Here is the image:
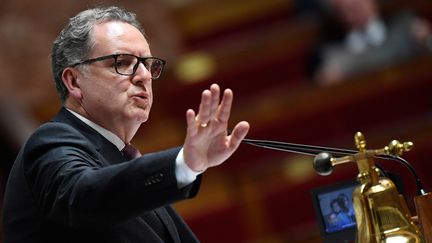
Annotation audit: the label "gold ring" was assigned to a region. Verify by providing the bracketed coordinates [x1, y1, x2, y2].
[195, 116, 207, 128]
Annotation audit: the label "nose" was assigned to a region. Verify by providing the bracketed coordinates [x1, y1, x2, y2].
[132, 62, 152, 83]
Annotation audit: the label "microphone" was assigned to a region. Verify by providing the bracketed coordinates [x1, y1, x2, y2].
[240, 134, 432, 241]
[241, 137, 426, 195]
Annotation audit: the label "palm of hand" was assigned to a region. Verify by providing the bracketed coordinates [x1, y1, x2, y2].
[183, 84, 249, 172]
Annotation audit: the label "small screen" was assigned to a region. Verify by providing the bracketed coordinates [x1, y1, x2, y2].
[311, 180, 358, 242]
[317, 184, 357, 233]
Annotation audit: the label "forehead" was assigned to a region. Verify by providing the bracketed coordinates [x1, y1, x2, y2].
[90, 21, 150, 56]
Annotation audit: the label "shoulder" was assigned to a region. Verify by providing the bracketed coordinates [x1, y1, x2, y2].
[27, 121, 90, 149]
[384, 11, 419, 30]
[21, 121, 98, 163]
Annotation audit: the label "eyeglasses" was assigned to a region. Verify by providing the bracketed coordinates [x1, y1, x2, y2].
[71, 54, 166, 79]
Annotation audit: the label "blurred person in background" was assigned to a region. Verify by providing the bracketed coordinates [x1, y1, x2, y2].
[2, 6, 249, 243]
[308, 0, 431, 85]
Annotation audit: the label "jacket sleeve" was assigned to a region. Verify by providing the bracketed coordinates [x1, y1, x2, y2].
[22, 122, 200, 228]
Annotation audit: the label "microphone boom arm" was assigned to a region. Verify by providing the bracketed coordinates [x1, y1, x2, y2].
[241, 137, 425, 195]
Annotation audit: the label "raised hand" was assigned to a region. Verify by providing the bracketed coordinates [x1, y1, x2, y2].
[183, 84, 250, 172]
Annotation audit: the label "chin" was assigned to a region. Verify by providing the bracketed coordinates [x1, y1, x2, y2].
[133, 111, 150, 123]
[126, 105, 151, 123]
[140, 116, 149, 123]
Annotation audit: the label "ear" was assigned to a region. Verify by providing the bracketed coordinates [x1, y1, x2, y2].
[62, 67, 83, 100]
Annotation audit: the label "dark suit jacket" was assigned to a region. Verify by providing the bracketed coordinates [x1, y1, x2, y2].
[2, 108, 201, 243]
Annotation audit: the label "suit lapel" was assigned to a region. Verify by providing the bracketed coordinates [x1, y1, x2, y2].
[52, 108, 126, 165]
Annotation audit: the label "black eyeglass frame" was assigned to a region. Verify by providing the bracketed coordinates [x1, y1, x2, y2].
[71, 54, 166, 79]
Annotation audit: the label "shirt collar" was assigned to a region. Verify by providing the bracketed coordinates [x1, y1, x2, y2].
[66, 108, 125, 151]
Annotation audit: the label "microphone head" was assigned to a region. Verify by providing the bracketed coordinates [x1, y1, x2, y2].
[313, 152, 334, 176]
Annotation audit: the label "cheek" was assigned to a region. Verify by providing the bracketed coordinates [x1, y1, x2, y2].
[149, 91, 154, 105]
[108, 80, 130, 101]
[86, 86, 126, 113]
[118, 80, 131, 90]
[148, 82, 154, 101]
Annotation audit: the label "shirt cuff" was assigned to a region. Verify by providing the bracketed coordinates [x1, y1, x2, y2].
[175, 148, 203, 188]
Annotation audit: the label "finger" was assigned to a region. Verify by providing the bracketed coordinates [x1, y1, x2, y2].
[228, 121, 250, 149]
[216, 89, 233, 124]
[209, 84, 220, 120]
[197, 89, 211, 125]
[186, 109, 198, 136]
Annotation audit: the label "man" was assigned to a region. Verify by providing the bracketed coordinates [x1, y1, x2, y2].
[2, 6, 250, 243]
[310, 0, 431, 85]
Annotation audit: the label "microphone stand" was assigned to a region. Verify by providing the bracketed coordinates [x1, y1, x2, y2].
[241, 136, 432, 240]
[241, 137, 426, 195]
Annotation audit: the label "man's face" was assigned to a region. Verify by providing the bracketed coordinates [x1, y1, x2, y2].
[76, 21, 153, 133]
[331, 201, 341, 213]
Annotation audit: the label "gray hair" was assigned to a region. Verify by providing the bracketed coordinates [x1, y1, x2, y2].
[51, 6, 145, 103]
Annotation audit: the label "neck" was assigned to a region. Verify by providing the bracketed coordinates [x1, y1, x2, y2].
[64, 98, 139, 143]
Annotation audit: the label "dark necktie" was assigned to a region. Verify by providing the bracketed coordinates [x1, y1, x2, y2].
[121, 143, 173, 242]
[122, 143, 142, 160]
